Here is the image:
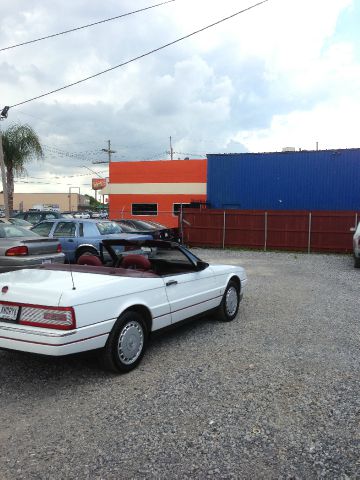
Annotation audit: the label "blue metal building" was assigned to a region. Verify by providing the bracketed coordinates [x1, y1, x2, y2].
[206, 149, 360, 210]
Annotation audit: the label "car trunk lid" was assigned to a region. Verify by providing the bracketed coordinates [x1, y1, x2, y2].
[20, 238, 60, 255]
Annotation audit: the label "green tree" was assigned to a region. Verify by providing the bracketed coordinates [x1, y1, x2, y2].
[1, 123, 43, 214]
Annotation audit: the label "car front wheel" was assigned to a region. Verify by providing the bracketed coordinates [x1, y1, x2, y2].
[217, 280, 240, 322]
[354, 256, 360, 268]
[100, 311, 148, 373]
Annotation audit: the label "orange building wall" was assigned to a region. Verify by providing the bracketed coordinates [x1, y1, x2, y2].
[110, 159, 206, 183]
[108, 159, 207, 227]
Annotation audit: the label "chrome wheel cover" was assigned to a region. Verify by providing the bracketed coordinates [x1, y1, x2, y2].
[225, 286, 238, 317]
[117, 321, 144, 365]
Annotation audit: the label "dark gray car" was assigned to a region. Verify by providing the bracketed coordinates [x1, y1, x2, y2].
[0, 223, 64, 273]
[13, 211, 68, 225]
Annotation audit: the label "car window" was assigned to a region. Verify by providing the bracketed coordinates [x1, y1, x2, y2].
[82, 222, 99, 236]
[26, 212, 43, 224]
[96, 222, 122, 235]
[0, 224, 38, 238]
[79, 223, 84, 237]
[31, 222, 54, 237]
[44, 213, 57, 220]
[53, 222, 76, 237]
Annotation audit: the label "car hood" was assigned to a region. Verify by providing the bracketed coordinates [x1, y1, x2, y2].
[0, 267, 163, 307]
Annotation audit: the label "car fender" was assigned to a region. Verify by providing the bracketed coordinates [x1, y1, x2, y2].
[113, 298, 154, 329]
[76, 242, 100, 254]
[210, 265, 247, 296]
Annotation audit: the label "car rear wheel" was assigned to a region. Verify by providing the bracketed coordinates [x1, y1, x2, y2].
[99, 311, 148, 373]
[217, 280, 240, 322]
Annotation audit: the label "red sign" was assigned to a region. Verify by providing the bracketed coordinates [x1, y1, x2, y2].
[92, 178, 106, 190]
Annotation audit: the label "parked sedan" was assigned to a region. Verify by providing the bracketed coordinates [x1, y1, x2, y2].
[0, 217, 33, 229]
[31, 219, 151, 263]
[115, 219, 180, 242]
[0, 239, 247, 372]
[13, 211, 67, 225]
[73, 212, 91, 219]
[0, 223, 64, 273]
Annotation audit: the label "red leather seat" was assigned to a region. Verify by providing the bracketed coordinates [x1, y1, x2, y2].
[77, 255, 103, 266]
[121, 254, 151, 271]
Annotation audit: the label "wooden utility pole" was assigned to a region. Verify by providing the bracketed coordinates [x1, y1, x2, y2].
[170, 136, 173, 160]
[102, 140, 115, 163]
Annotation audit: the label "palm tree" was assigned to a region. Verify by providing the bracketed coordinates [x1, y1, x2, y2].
[1, 123, 43, 214]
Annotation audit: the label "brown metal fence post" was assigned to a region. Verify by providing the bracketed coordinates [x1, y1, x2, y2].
[308, 212, 312, 254]
[222, 210, 226, 249]
[264, 211, 268, 251]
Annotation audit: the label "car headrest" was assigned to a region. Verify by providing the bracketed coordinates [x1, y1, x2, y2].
[121, 254, 151, 270]
[77, 254, 103, 266]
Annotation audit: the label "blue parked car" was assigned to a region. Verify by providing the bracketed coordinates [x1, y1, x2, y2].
[31, 219, 151, 263]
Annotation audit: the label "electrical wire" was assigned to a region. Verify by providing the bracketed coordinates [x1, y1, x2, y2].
[8, 0, 269, 109]
[0, 0, 175, 52]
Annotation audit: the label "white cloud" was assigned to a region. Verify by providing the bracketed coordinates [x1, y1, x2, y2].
[0, 0, 357, 196]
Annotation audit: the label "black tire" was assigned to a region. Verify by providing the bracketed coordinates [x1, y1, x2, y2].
[217, 280, 240, 322]
[354, 257, 360, 268]
[75, 248, 98, 262]
[99, 311, 148, 373]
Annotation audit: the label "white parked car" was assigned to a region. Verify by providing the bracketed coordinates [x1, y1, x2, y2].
[353, 222, 360, 268]
[0, 240, 247, 373]
[73, 212, 91, 219]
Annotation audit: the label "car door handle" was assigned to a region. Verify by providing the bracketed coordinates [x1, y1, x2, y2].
[166, 280, 178, 287]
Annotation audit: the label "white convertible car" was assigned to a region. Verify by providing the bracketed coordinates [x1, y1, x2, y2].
[0, 240, 247, 373]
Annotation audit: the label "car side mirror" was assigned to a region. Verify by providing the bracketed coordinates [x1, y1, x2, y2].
[196, 260, 209, 271]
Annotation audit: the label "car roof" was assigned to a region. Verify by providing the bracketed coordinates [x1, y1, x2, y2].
[35, 218, 114, 223]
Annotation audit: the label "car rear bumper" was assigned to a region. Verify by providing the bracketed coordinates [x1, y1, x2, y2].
[0, 319, 114, 356]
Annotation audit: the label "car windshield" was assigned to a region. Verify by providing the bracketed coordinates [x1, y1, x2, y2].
[96, 221, 122, 235]
[129, 220, 157, 230]
[8, 218, 32, 227]
[0, 224, 39, 238]
[143, 221, 166, 229]
[114, 222, 138, 233]
[102, 241, 203, 275]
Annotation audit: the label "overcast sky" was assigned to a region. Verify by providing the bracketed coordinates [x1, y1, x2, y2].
[0, 0, 358, 195]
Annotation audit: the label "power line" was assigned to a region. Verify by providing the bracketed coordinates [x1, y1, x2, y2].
[18, 169, 108, 180]
[0, 0, 176, 52]
[8, 0, 269, 109]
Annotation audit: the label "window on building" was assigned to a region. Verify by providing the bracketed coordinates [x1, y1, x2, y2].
[131, 204, 158, 216]
[173, 203, 191, 216]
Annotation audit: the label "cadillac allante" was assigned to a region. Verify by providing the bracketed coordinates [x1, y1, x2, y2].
[0, 240, 247, 373]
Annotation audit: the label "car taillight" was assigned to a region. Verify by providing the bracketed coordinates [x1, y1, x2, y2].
[5, 246, 28, 256]
[56, 243, 62, 253]
[19, 305, 76, 330]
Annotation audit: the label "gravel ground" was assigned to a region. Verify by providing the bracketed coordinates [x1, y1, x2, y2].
[0, 250, 359, 479]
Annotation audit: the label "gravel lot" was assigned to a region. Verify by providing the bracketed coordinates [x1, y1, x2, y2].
[0, 250, 359, 479]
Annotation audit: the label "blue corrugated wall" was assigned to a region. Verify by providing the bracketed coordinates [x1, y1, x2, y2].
[207, 149, 360, 210]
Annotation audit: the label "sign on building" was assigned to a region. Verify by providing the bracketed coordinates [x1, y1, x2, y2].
[92, 178, 107, 190]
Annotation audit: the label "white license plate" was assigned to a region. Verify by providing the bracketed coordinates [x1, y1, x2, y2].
[0, 305, 19, 321]
[41, 259, 52, 264]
